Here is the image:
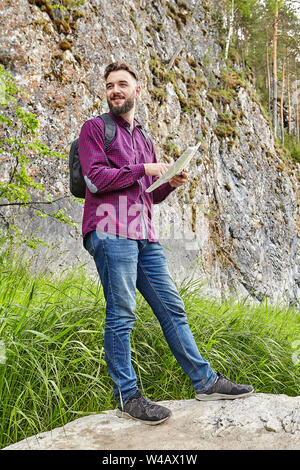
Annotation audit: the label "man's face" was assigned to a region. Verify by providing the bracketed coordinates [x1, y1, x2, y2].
[106, 69, 140, 116]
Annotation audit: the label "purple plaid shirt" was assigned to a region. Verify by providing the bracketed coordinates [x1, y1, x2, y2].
[78, 111, 175, 243]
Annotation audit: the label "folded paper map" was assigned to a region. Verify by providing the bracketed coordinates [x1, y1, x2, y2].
[146, 142, 201, 193]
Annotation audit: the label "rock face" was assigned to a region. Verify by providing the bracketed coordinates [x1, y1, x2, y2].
[1, 0, 299, 304]
[3, 394, 300, 450]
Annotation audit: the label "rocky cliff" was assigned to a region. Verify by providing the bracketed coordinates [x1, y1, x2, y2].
[1, 0, 299, 305]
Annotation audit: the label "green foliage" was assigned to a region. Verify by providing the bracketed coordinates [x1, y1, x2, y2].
[217, 0, 300, 161]
[265, 0, 285, 15]
[233, 0, 260, 18]
[30, 0, 85, 11]
[0, 249, 298, 448]
[0, 65, 75, 248]
[48, 0, 85, 9]
[281, 132, 300, 162]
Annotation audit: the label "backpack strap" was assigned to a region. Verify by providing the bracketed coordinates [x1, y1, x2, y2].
[98, 113, 152, 152]
[95, 112, 116, 148]
[137, 126, 152, 153]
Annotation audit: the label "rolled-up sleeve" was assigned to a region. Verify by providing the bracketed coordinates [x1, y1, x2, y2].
[78, 119, 145, 195]
[152, 181, 176, 203]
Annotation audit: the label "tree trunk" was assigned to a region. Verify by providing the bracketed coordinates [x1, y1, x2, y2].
[295, 60, 299, 144]
[280, 55, 286, 143]
[225, 0, 234, 60]
[266, 25, 271, 114]
[272, 0, 279, 135]
[287, 57, 292, 136]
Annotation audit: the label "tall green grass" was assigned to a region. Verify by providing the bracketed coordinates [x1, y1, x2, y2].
[0, 248, 299, 448]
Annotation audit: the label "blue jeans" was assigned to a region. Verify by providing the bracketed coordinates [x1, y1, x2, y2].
[85, 231, 217, 406]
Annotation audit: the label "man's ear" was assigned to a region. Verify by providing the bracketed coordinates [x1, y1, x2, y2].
[135, 85, 142, 99]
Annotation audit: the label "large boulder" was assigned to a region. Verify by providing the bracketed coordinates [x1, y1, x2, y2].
[3, 393, 300, 450]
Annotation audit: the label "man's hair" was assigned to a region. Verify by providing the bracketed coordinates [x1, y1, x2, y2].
[104, 62, 138, 82]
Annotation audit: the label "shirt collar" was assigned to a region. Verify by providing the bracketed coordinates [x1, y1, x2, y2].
[108, 110, 142, 130]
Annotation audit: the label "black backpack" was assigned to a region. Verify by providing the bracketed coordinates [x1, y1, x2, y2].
[69, 113, 151, 198]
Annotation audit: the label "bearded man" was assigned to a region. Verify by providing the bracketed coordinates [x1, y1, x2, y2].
[78, 62, 253, 425]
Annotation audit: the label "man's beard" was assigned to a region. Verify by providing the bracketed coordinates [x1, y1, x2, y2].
[107, 91, 135, 116]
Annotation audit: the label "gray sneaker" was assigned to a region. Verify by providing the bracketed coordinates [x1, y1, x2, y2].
[196, 372, 254, 401]
[116, 390, 171, 425]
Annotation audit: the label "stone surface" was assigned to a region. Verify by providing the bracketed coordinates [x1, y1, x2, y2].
[0, 0, 299, 304]
[3, 394, 300, 450]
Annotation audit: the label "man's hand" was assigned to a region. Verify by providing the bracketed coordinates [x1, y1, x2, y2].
[144, 163, 171, 177]
[169, 169, 188, 188]
[144, 163, 189, 188]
